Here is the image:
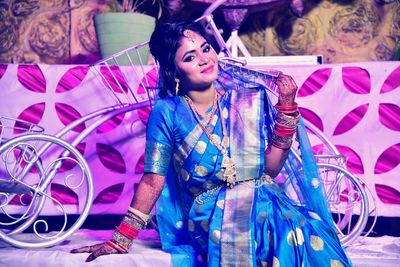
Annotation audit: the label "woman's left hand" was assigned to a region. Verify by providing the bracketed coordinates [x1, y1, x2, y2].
[275, 74, 298, 106]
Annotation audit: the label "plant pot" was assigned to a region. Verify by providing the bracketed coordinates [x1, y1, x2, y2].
[94, 13, 155, 65]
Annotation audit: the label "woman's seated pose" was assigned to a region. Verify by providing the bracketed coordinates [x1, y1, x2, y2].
[72, 21, 352, 267]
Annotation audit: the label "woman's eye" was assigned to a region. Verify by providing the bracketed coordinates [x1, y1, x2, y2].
[203, 45, 211, 52]
[183, 55, 195, 62]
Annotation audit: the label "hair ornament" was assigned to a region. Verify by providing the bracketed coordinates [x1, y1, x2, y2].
[183, 29, 196, 43]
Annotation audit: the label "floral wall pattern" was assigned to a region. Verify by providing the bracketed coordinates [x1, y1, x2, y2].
[0, 0, 399, 64]
[0, 0, 114, 64]
[241, 0, 400, 62]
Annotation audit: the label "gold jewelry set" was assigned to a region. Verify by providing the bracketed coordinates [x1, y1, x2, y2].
[183, 94, 237, 188]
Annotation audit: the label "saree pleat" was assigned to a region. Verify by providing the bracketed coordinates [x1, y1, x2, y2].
[221, 181, 255, 266]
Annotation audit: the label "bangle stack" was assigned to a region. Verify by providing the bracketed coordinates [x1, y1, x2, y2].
[271, 103, 300, 149]
[107, 208, 150, 254]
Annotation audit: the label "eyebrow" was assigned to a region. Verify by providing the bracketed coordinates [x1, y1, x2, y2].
[181, 41, 209, 60]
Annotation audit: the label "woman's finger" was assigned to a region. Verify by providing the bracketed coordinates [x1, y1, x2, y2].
[70, 245, 93, 253]
[70, 243, 104, 253]
[85, 243, 119, 262]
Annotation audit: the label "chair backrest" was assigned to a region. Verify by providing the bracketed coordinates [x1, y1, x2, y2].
[0, 116, 44, 144]
[90, 41, 159, 108]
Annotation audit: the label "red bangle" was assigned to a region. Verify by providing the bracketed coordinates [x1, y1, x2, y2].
[106, 240, 127, 254]
[275, 102, 298, 113]
[275, 124, 297, 132]
[273, 130, 295, 138]
[117, 222, 140, 240]
[273, 126, 296, 138]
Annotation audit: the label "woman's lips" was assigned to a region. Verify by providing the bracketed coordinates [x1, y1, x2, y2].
[201, 65, 214, 73]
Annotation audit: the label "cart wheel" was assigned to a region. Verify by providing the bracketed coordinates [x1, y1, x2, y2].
[284, 163, 369, 247]
[0, 134, 94, 248]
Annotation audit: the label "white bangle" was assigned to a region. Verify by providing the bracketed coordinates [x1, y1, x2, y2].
[128, 207, 150, 223]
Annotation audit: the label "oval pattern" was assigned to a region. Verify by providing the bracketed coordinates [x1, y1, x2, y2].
[378, 103, 400, 131]
[9, 194, 33, 206]
[137, 106, 152, 125]
[93, 183, 124, 204]
[374, 143, 400, 174]
[135, 153, 145, 174]
[14, 153, 41, 174]
[137, 67, 158, 95]
[299, 107, 324, 132]
[342, 67, 371, 94]
[100, 66, 129, 94]
[333, 104, 369, 136]
[17, 65, 46, 93]
[336, 145, 364, 174]
[339, 189, 361, 203]
[0, 64, 7, 79]
[55, 66, 89, 93]
[380, 65, 400, 94]
[96, 113, 125, 134]
[297, 68, 332, 97]
[55, 102, 86, 132]
[375, 184, 400, 205]
[58, 143, 86, 173]
[96, 143, 126, 173]
[51, 183, 79, 205]
[14, 102, 45, 134]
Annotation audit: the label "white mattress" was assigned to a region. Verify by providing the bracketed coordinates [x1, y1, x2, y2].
[0, 229, 399, 267]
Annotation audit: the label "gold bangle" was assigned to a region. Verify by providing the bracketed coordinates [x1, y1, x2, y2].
[123, 215, 145, 230]
[112, 231, 133, 250]
[277, 111, 300, 121]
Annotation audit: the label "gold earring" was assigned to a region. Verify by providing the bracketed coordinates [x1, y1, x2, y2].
[174, 78, 180, 95]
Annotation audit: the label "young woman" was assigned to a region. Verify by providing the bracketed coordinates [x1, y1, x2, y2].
[72, 21, 352, 267]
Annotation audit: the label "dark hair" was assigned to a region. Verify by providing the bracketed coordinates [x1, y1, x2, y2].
[149, 21, 209, 98]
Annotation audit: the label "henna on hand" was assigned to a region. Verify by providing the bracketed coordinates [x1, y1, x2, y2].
[70, 242, 104, 253]
[276, 74, 298, 106]
[85, 242, 119, 262]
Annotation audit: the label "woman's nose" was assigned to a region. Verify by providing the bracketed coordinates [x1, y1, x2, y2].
[198, 53, 209, 65]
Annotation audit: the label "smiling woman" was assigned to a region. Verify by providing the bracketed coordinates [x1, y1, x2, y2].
[71, 21, 353, 267]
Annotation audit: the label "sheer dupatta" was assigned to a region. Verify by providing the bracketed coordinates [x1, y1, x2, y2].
[216, 64, 334, 227]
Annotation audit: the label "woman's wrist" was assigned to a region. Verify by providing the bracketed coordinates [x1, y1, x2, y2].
[109, 208, 150, 253]
[271, 103, 300, 149]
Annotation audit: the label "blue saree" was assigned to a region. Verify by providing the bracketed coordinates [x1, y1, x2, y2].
[144, 66, 352, 266]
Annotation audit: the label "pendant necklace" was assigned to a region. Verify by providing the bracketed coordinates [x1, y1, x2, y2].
[183, 94, 237, 188]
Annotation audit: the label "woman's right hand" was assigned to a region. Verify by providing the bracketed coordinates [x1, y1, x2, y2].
[70, 241, 121, 262]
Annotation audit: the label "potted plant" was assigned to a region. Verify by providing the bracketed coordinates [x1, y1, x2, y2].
[94, 0, 165, 64]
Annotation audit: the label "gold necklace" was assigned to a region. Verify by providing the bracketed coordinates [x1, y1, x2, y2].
[183, 95, 237, 188]
[183, 94, 218, 132]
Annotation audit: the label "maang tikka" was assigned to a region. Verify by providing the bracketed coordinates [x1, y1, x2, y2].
[183, 29, 195, 43]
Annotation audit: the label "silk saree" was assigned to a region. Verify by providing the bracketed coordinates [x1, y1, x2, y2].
[143, 67, 352, 267]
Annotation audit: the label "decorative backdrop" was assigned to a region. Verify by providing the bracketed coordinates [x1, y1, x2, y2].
[0, 62, 399, 217]
[0, 0, 399, 64]
[240, 0, 400, 62]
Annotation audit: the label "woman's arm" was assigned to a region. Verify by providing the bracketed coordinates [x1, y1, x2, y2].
[71, 173, 165, 262]
[264, 73, 299, 177]
[129, 173, 166, 214]
[264, 145, 291, 177]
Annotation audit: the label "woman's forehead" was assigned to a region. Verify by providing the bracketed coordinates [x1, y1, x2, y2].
[177, 31, 206, 51]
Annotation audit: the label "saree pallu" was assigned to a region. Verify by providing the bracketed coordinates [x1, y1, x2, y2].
[144, 72, 352, 266]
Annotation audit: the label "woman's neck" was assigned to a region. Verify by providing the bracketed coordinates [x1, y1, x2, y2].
[186, 85, 216, 114]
